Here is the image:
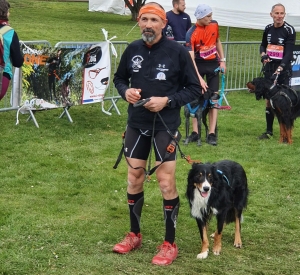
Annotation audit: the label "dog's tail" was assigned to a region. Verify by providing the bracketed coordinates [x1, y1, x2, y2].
[225, 208, 236, 224]
[225, 208, 245, 224]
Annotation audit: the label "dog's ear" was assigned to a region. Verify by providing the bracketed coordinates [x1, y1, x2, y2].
[202, 89, 216, 100]
[210, 92, 220, 101]
[187, 164, 198, 190]
[188, 163, 198, 177]
[192, 161, 203, 168]
[189, 99, 199, 105]
[246, 82, 255, 91]
[202, 91, 210, 100]
[248, 77, 268, 100]
[210, 164, 220, 183]
[188, 162, 202, 180]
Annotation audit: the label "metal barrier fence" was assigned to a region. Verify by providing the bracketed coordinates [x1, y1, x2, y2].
[1, 40, 298, 113]
[177, 40, 262, 92]
[54, 41, 263, 99]
[0, 40, 52, 112]
[223, 41, 261, 91]
[53, 41, 263, 113]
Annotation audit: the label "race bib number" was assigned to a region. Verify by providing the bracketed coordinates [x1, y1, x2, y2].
[200, 46, 217, 59]
[267, 44, 284, 60]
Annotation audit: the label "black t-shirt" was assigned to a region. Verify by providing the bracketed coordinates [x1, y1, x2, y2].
[260, 21, 296, 69]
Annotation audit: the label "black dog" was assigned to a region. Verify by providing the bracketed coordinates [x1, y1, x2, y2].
[186, 160, 248, 259]
[183, 89, 218, 146]
[247, 77, 300, 144]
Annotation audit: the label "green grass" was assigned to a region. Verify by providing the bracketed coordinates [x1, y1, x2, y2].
[1, 93, 300, 275]
[9, 0, 266, 45]
[1, 1, 300, 274]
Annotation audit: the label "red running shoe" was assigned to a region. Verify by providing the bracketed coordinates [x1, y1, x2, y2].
[112, 232, 142, 254]
[151, 241, 178, 265]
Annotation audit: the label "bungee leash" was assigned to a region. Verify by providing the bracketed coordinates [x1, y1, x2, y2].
[113, 98, 201, 180]
[133, 98, 201, 165]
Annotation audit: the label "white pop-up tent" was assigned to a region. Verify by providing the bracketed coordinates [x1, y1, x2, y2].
[89, 0, 131, 15]
[89, 0, 300, 31]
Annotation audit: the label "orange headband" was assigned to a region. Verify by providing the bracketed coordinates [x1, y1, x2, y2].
[138, 4, 166, 21]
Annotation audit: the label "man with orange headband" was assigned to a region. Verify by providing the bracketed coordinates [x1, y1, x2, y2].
[113, 2, 201, 266]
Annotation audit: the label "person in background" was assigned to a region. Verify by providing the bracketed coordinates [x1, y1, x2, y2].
[164, 0, 191, 41]
[0, 0, 23, 100]
[112, 2, 201, 266]
[185, 4, 226, 146]
[258, 3, 296, 140]
[46, 49, 61, 102]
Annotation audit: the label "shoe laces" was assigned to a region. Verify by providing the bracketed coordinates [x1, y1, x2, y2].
[156, 241, 173, 257]
[120, 233, 137, 246]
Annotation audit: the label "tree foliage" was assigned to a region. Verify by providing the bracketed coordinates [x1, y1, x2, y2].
[124, 0, 146, 21]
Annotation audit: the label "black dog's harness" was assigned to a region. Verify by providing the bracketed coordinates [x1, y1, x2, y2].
[113, 98, 199, 180]
[269, 83, 299, 109]
[216, 169, 230, 186]
[186, 100, 208, 117]
[186, 103, 201, 117]
[262, 68, 300, 109]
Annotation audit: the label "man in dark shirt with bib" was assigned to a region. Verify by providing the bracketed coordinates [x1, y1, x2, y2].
[258, 3, 296, 140]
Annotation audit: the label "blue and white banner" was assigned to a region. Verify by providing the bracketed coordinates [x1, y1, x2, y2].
[291, 45, 300, 91]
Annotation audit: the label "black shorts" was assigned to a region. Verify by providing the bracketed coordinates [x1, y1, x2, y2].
[196, 60, 220, 91]
[124, 126, 178, 162]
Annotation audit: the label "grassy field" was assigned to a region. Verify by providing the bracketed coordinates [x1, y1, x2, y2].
[10, 0, 266, 45]
[1, 1, 300, 274]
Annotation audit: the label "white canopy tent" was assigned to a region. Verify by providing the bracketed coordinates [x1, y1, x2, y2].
[89, 0, 131, 15]
[89, 0, 300, 31]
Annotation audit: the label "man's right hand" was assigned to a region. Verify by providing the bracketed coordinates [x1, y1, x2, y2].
[261, 54, 270, 64]
[125, 88, 141, 104]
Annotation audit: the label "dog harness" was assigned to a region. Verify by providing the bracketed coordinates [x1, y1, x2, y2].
[186, 101, 209, 117]
[217, 169, 230, 186]
[186, 103, 200, 117]
[270, 85, 299, 109]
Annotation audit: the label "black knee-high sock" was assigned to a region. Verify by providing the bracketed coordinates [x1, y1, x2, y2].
[266, 107, 274, 133]
[128, 192, 144, 235]
[163, 197, 180, 244]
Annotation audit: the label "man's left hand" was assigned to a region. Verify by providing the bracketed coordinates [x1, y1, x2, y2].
[275, 66, 283, 75]
[143, 97, 168, 112]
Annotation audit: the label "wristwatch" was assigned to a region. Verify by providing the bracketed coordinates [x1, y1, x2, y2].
[277, 68, 282, 72]
[167, 97, 175, 108]
[220, 58, 226, 62]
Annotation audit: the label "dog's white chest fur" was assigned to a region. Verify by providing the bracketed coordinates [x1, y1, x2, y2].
[190, 189, 209, 219]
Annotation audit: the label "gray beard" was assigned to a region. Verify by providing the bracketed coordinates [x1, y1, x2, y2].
[142, 31, 156, 43]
